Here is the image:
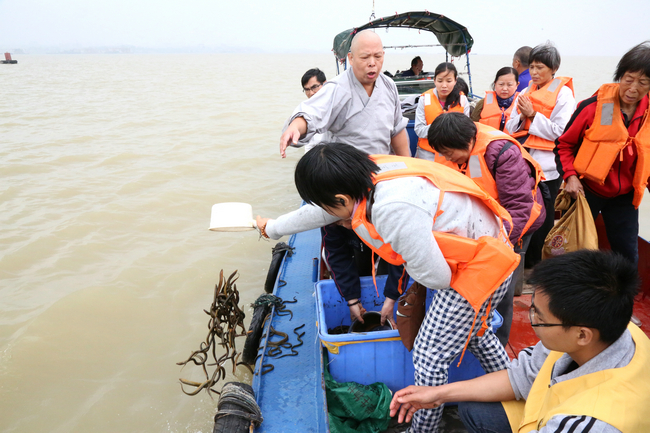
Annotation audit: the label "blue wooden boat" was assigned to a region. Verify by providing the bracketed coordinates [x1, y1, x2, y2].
[251, 228, 329, 432]
[248, 11, 650, 433]
[249, 12, 483, 432]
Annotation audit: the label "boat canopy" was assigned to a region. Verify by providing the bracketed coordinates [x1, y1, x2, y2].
[332, 11, 474, 61]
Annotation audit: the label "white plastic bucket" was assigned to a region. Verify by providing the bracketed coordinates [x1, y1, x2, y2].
[209, 202, 257, 232]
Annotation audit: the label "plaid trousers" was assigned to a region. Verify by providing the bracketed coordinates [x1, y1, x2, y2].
[410, 273, 512, 433]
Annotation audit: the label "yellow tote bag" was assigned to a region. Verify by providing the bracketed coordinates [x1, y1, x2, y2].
[542, 190, 598, 259]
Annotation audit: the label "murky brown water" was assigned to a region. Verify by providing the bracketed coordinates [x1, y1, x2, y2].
[1, 52, 648, 432]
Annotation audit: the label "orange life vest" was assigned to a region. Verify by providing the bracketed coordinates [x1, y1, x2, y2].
[418, 89, 465, 154]
[350, 155, 520, 363]
[512, 77, 574, 150]
[432, 150, 460, 169]
[453, 123, 545, 241]
[572, 83, 650, 208]
[479, 90, 518, 134]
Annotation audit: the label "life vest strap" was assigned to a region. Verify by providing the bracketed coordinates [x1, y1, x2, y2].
[434, 191, 445, 223]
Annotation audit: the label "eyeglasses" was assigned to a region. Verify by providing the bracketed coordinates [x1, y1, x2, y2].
[528, 303, 565, 328]
[528, 293, 590, 328]
[303, 83, 322, 93]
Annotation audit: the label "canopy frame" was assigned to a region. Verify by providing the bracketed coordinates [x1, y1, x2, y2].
[333, 11, 476, 95]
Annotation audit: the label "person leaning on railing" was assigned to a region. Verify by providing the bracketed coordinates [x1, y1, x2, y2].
[397, 56, 424, 77]
[555, 41, 650, 266]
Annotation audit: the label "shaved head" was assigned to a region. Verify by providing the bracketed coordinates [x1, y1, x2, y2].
[348, 30, 385, 94]
[350, 30, 383, 55]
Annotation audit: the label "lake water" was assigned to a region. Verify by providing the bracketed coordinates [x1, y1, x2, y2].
[1, 52, 649, 432]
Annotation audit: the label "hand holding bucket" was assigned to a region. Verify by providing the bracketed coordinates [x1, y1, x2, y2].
[209, 203, 259, 232]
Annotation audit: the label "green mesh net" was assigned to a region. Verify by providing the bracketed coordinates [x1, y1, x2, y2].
[324, 356, 392, 433]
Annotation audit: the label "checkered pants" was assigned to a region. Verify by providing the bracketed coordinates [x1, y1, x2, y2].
[410, 273, 512, 433]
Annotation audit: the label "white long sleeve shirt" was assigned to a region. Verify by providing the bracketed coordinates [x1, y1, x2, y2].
[265, 177, 502, 290]
[414, 88, 470, 139]
[506, 85, 575, 181]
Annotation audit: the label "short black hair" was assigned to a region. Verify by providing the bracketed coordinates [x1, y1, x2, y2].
[513, 46, 532, 67]
[528, 250, 639, 344]
[427, 112, 477, 152]
[529, 42, 561, 72]
[301, 68, 326, 87]
[294, 143, 378, 208]
[411, 56, 422, 67]
[614, 41, 650, 82]
[491, 67, 519, 90]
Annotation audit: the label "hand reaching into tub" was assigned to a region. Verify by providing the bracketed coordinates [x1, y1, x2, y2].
[348, 299, 367, 324]
[381, 298, 397, 328]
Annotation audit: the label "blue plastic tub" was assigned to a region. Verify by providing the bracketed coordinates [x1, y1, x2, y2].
[316, 275, 503, 393]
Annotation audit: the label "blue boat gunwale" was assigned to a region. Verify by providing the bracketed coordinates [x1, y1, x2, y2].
[251, 228, 330, 433]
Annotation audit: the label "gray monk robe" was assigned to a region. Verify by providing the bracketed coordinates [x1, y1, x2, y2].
[286, 67, 408, 155]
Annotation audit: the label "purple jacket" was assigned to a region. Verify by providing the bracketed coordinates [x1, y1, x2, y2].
[484, 139, 545, 244]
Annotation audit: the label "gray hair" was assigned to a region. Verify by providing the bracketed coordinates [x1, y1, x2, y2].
[529, 42, 561, 72]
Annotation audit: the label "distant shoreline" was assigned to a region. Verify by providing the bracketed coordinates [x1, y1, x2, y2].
[1, 47, 621, 57]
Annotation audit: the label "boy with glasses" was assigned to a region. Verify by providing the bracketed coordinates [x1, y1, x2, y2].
[390, 249, 650, 433]
[301, 68, 326, 98]
[297, 68, 326, 153]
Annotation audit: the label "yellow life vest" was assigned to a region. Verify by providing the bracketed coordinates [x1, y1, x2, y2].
[479, 90, 518, 134]
[573, 83, 650, 208]
[512, 77, 574, 150]
[417, 88, 465, 154]
[504, 323, 650, 433]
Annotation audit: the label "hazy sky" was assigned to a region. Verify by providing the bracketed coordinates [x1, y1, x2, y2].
[1, 0, 648, 56]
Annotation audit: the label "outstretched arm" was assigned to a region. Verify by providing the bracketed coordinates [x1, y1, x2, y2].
[389, 369, 515, 423]
[260, 205, 340, 240]
[279, 117, 308, 158]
